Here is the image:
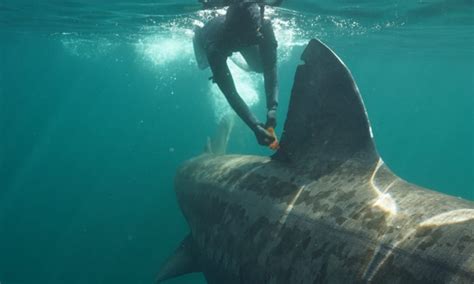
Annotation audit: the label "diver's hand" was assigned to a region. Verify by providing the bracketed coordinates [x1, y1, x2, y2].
[265, 109, 277, 129]
[253, 124, 275, 146]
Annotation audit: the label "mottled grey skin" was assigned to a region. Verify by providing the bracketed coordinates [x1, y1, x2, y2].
[159, 39, 474, 283]
[176, 155, 473, 283]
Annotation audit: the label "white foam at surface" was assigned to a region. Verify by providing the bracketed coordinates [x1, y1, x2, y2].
[134, 22, 266, 122]
[61, 7, 305, 123]
[135, 31, 194, 66]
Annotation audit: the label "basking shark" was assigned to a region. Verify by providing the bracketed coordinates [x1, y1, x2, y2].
[156, 39, 474, 283]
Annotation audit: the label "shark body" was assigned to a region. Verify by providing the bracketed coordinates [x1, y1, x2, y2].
[157, 39, 474, 283]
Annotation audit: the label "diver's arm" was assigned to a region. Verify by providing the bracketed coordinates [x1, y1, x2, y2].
[260, 19, 279, 127]
[207, 49, 275, 145]
[207, 50, 260, 131]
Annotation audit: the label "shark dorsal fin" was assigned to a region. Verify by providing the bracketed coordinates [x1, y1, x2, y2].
[155, 234, 200, 283]
[274, 39, 378, 171]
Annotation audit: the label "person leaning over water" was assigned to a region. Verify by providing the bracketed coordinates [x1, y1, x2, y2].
[193, 1, 279, 147]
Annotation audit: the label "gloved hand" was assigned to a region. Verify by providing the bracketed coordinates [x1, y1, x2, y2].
[253, 124, 275, 146]
[265, 109, 277, 129]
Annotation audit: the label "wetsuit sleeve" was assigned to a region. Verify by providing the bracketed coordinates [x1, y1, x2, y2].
[259, 19, 278, 112]
[207, 45, 261, 132]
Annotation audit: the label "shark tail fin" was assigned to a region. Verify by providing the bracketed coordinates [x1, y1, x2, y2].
[155, 234, 200, 283]
[205, 114, 235, 155]
[274, 39, 378, 169]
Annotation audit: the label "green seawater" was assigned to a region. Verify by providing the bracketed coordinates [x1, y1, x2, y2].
[0, 1, 472, 283]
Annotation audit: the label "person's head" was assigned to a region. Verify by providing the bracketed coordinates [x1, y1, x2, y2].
[225, 2, 264, 44]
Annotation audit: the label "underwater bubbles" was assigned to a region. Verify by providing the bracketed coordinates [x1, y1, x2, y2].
[134, 15, 265, 123]
[135, 34, 194, 67]
[61, 35, 116, 59]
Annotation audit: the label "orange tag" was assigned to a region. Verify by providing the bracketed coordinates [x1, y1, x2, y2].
[267, 127, 280, 150]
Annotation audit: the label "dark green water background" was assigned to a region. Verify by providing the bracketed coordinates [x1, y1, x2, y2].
[0, 1, 473, 283]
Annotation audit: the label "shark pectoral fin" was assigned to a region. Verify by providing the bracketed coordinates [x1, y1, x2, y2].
[207, 114, 235, 155]
[205, 136, 213, 154]
[155, 234, 200, 283]
[274, 38, 378, 165]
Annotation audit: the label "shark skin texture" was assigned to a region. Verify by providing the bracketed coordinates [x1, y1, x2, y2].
[157, 39, 474, 284]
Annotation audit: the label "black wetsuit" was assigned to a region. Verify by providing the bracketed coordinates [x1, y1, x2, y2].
[194, 14, 278, 141]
